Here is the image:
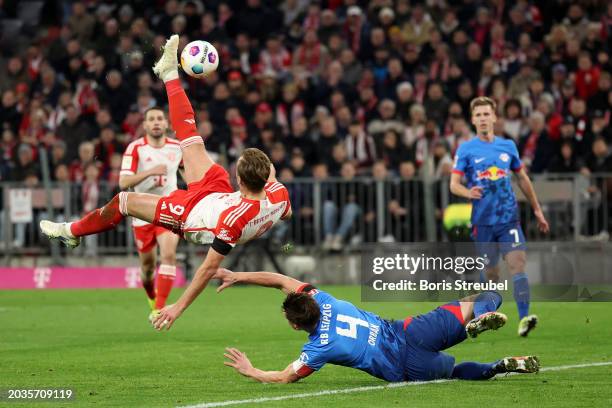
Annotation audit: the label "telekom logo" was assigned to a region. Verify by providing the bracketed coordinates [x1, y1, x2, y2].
[33, 268, 52, 289]
[124, 267, 142, 288]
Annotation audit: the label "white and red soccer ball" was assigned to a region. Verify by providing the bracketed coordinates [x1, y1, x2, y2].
[180, 40, 219, 78]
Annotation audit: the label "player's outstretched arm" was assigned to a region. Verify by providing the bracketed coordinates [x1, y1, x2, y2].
[515, 168, 549, 233]
[214, 268, 303, 294]
[224, 347, 301, 384]
[152, 248, 225, 330]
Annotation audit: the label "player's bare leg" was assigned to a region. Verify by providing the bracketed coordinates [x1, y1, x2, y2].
[138, 249, 157, 312]
[484, 264, 500, 281]
[40, 192, 161, 247]
[506, 249, 538, 336]
[153, 34, 215, 184]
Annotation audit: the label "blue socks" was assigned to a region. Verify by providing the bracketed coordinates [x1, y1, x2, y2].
[473, 291, 503, 318]
[512, 272, 530, 319]
[451, 362, 497, 380]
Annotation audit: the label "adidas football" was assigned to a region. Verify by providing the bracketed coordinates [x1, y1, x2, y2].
[180, 40, 219, 78]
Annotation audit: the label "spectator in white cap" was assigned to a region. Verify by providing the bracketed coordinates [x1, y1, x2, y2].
[396, 82, 415, 121]
[344, 5, 369, 56]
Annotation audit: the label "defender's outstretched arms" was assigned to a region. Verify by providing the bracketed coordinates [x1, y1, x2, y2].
[224, 347, 301, 384]
[217, 269, 309, 383]
[214, 268, 304, 294]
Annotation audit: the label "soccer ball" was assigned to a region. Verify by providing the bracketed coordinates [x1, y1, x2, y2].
[180, 40, 219, 78]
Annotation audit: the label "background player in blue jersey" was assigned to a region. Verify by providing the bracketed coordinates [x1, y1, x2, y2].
[450, 96, 550, 337]
[215, 269, 539, 383]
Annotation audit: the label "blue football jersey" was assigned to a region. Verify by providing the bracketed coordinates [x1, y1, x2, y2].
[453, 137, 523, 226]
[292, 287, 407, 382]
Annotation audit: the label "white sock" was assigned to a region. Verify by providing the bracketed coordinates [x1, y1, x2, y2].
[163, 70, 179, 82]
[65, 222, 76, 238]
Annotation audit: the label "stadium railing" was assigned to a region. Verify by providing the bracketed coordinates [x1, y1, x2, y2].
[1, 173, 611, 265]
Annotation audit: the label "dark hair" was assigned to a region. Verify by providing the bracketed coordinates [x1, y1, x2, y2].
[144, 106, 166, 120]
[237, 148, 271, 193]
[282, 292, 320, 331]
[470, 96, 497, 114]
[504, 99, 522, 117]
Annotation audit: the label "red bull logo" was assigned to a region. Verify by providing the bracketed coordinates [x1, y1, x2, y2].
[477, 166, 508, 181]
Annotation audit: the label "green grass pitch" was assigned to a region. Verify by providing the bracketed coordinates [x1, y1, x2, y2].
[1, 286, 611, 407]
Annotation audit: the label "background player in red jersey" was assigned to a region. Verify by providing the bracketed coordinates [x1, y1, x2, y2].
[40, 35, 292, 330]
[119, 107, 182, 321]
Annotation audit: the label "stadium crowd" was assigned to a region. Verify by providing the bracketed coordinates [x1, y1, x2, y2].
[0, 0, 611, 246]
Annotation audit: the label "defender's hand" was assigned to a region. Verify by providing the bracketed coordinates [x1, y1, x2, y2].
[224, 347, 254, 376]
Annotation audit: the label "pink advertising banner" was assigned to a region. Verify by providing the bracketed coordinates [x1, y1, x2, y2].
[0, 267, 186, 289]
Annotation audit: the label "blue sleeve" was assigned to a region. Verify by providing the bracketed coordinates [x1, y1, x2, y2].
[312, 290, 336, 305]
[509, 141, 523, 172]
[297, 342, 331, 371]
[453, 143, 468, 175]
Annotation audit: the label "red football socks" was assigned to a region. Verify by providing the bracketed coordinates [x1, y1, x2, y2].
[165, 79, 198, 141]
[154, 264, 176, 309]
[70, 192, 128, 237]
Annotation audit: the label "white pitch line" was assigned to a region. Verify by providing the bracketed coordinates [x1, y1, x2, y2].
[182, 361, 612, 408]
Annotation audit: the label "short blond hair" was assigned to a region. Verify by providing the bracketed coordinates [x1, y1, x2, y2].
[470, 96, 497, 114]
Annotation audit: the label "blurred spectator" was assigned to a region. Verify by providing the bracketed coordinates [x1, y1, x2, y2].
[105, 153, 123, 189]
[293, 29, 330, 76]
[68, 2, 96, 46]
[547, 141, 581, 173]
[0, 57, 21, 93]
[69, 141, 100, 183]
[590, 110, 611, 144]
[322, 161, 363, 251]
[422, 140, 453, 178]
[56, 104, 93, 161]
[367, 99, 404, 149]
[345, 121, 376, 173]
[519, 111, 554, 173]
[575, 51, 601, 100]
[54, 163, 70, 182]
[316, 116, 341, 170]
[96, 127, 124, 170]
[49, 140, 68, 174]
[588, 72, 611, 113]
[11, 144, 40, 182]
[423, 82, 450, 130]
[581, 137, 612, 174]
[388, 160, 425, 241]
[270, 142, 288, 173]
[401, 4, 434, 46]
[288, 116, 316, 163]
[1, 89, 22, 133]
